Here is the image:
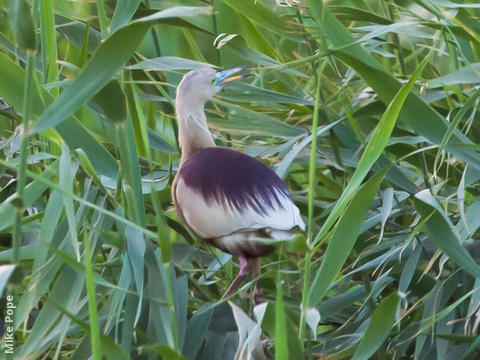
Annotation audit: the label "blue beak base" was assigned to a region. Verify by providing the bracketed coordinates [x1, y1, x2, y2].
[214, 66, 251, 87]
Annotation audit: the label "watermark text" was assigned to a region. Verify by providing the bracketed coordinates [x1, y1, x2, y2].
[3, 294, 15, 355]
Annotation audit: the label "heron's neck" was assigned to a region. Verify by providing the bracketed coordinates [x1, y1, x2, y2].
[176, 100, 215, 164]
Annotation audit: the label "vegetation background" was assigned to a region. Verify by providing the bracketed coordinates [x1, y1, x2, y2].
[1, 0, 480, 359]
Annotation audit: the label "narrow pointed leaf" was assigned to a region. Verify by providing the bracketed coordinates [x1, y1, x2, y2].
[414, 190, 480, 278]
[275, 284, 288, 360]
[306, 2, 480, 180]
[34, 6, 211, 132]
[0, 265, 16, 298]
[308, 170, 385, 307]
[0, 52, 118, 178]
[110, 0, 142, 34]
[351, 293, 400, 360]
[313, 54, 428, 245]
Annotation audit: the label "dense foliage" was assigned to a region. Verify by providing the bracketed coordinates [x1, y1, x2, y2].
[1, 0, 480, 359]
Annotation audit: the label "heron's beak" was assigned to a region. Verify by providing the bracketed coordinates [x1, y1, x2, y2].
[214, 66, 251, 87]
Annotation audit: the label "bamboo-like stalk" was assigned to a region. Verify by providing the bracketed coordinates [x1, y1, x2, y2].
[164, 264, 179, 351]
[83, 230, 102, 360]
[115, 122, 143, 225]
[40, 0, 58, 96]
[12, 50, 35, 264]
[127, 79, 179, 350]
[96, 0, 109, 39]
[298, 73, 321, 344]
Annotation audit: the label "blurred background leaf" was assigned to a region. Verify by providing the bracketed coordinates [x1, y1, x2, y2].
[1, 0, 480, 359]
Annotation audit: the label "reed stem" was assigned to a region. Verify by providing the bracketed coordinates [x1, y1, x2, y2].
[12, 50, 35, 264]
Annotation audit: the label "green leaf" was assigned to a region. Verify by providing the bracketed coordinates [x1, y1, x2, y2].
[431, 0, 480, 8]
[143, 345, 186, 360]
[115, 117, 146, 225]
[275, 120, 342, 179]
[47, 299, 130, 360]
[183, 309, 213, 360]
[17, 266, 83, 356]
[212, 101, 306, 138]
[55, 14, 102, 52]
[306, 2, 480, 181]
[83, 231, 102, 360]
[125, 226, 146, 326]
[147, 128, 176, 153]
[427, 63, 480, 87]
[221, 0, 291, 38]
[34, 6, 212, 132]
[462, 336, 480, 360]
[40, 0, 58, 90]
[14, 190, 64, 324]
[221, 82, 313, 106]
[35, 21, 149, 132]
[275, 283, 288, 360]
[399, 244, 422, 294]
[126, 80, 150, 157]
[351, 292, 400, 360]
[0, 160, 58, 232]
[127, 56, 213, 71]
[0, 52, 118, 178]
[110, 0, 142, 34]
[0, 265, 16, 298]
[312, 53, 428, 245]
[0, 245, 36, 262]
[330, 6, 392, 25]
[60, 146, 80, 260]
[9, 0, 36, 50]
[414, 190, 480, 278]
[92, 80, 127, 123]
[308, 170, 385, 307]
[41, 238, 116, 290]
[433, 89, 480, 174]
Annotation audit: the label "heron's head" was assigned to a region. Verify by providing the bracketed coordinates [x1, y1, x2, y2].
[176, 66, 249, 105]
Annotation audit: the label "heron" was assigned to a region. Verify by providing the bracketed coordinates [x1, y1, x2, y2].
[172, 67, 305, 303]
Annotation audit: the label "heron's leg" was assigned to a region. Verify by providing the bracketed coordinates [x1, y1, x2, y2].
[249, 258, 263, 305]
[222, 257, 249, 300]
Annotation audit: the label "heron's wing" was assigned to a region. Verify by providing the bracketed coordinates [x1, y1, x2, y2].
[174, 147, 305, 239]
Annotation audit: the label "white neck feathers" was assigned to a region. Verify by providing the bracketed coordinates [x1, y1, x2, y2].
[176, 98, 215, 164]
